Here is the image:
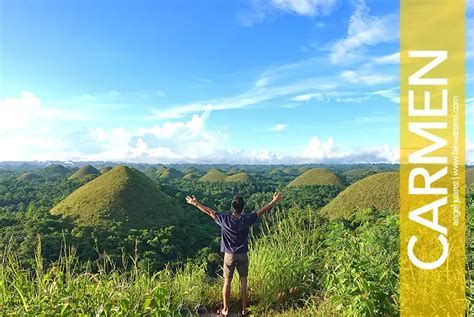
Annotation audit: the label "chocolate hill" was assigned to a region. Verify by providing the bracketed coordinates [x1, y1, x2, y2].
[288, 168, 341, 187]
[51, 166, 186, 229]
[321, 172, 399, 219]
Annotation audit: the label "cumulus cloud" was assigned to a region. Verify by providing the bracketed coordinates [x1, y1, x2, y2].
[329, 0, 398, 64]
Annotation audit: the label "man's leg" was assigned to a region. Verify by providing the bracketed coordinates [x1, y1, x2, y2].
[236, 253, 250, 314]
[240, 276, 248, 313]
[222, 253, 235, 315]
[222, 276, 232, 315]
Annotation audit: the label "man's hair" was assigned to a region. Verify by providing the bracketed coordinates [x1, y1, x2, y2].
[231, 195, 245, 214]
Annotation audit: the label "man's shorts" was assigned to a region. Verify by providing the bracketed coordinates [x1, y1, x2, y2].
[223, 252, 249, 278]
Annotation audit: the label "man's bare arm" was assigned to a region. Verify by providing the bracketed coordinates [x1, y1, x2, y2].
[186, 195, 216, 219]
[256, 192, 283, 218]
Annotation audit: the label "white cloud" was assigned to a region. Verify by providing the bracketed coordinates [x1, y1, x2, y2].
[0, 92, 400, 163]
[271, 124, 288, 131]
[371, 87, 400, 103]
[240, 0, 338, 26]
[301, 136, 399, 163]
[292, 92, 324, 102]
[329, 0, 398, 64]
[302, 136, 336, 159]
[373, 52, 400, 64]
[271, 0, 338, 16]
[340, 70, 396, 85]
[150, 78, 338, 119]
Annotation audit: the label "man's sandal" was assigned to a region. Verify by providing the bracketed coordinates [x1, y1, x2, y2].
[217, 308, 229, 316]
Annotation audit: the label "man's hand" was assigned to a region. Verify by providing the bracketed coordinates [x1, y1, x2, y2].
[186, 195, 216, 219]
[257, 192, 283, 217]
[186, 195, 198, 206]
[272, 192, 283, 204]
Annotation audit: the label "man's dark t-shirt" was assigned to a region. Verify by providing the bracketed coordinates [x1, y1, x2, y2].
[214, 212, 258, 254]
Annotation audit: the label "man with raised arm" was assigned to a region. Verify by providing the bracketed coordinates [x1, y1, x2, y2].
[185, 192, 283, 316]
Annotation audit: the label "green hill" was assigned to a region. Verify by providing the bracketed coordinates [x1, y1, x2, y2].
[157, 167, 183, 179]
[342, 168, 376, 182]
[182, 172, 198, 180]
[68, 165, 101, 181]
[51, 165, 186, 229]
[297, 166, 311, 175]
[227, 167, 241, 175]
[269, 168, 287, 177]
[44, 164, 70, 175]
[225, 172, 253, 183]
[282, 167, 299, 176]
[288, 168, 341, 187]
[200, 168, 227, 182]
[467, 168, 474, 184]
[16, 172, 43, 182]
[321, 172, 399, 219]
[143, 166, 158, 174]
[184, 167, 198, 175]
[100, 166, 113, 174]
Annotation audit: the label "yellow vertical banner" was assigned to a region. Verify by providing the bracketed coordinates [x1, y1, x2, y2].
[400, 0, 465, 315]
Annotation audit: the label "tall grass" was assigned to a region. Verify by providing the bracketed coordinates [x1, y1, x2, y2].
[0, 236, 208, 315]
[6, 205, 462, 315]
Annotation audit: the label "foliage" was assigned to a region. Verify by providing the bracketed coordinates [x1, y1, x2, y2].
[467, 168, 474, 185]
[341, 168, 377, 184]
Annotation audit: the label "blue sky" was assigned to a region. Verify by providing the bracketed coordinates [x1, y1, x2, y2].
[0, 0, 472, 163]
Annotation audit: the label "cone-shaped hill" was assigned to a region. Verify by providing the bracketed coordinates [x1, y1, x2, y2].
[200, 169, 227, 182]
[269, 168, 286, 177]
[288, 168, 341, 187]
[467, 168, 474, 185]
[282, 167, 299, 176]
[100, 166, 113, 174]
[157, 167, 183, 179]
[297, 166, 311, 175]
[225, 172, 253, 183]
[227, 167, 241, 175]
[51, 166, 187, 229]
[44, 164, 70, 175]
[68, 165, 101, 181]
[183, 172, 198, 180]
[184, 166, 198, 174]
[321, 172, 399, 219]
[17, 172, 43, 182]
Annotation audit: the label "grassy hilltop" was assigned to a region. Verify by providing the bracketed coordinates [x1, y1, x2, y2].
[199, 168, 228, 182]
[321, 172, 399, 219]
[225, 172, 253, 183]
[157, 167, 184, 179]
[68, 165, 101, 181]
[288, 168, 341, 187]
[51, 165, 186, 229]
